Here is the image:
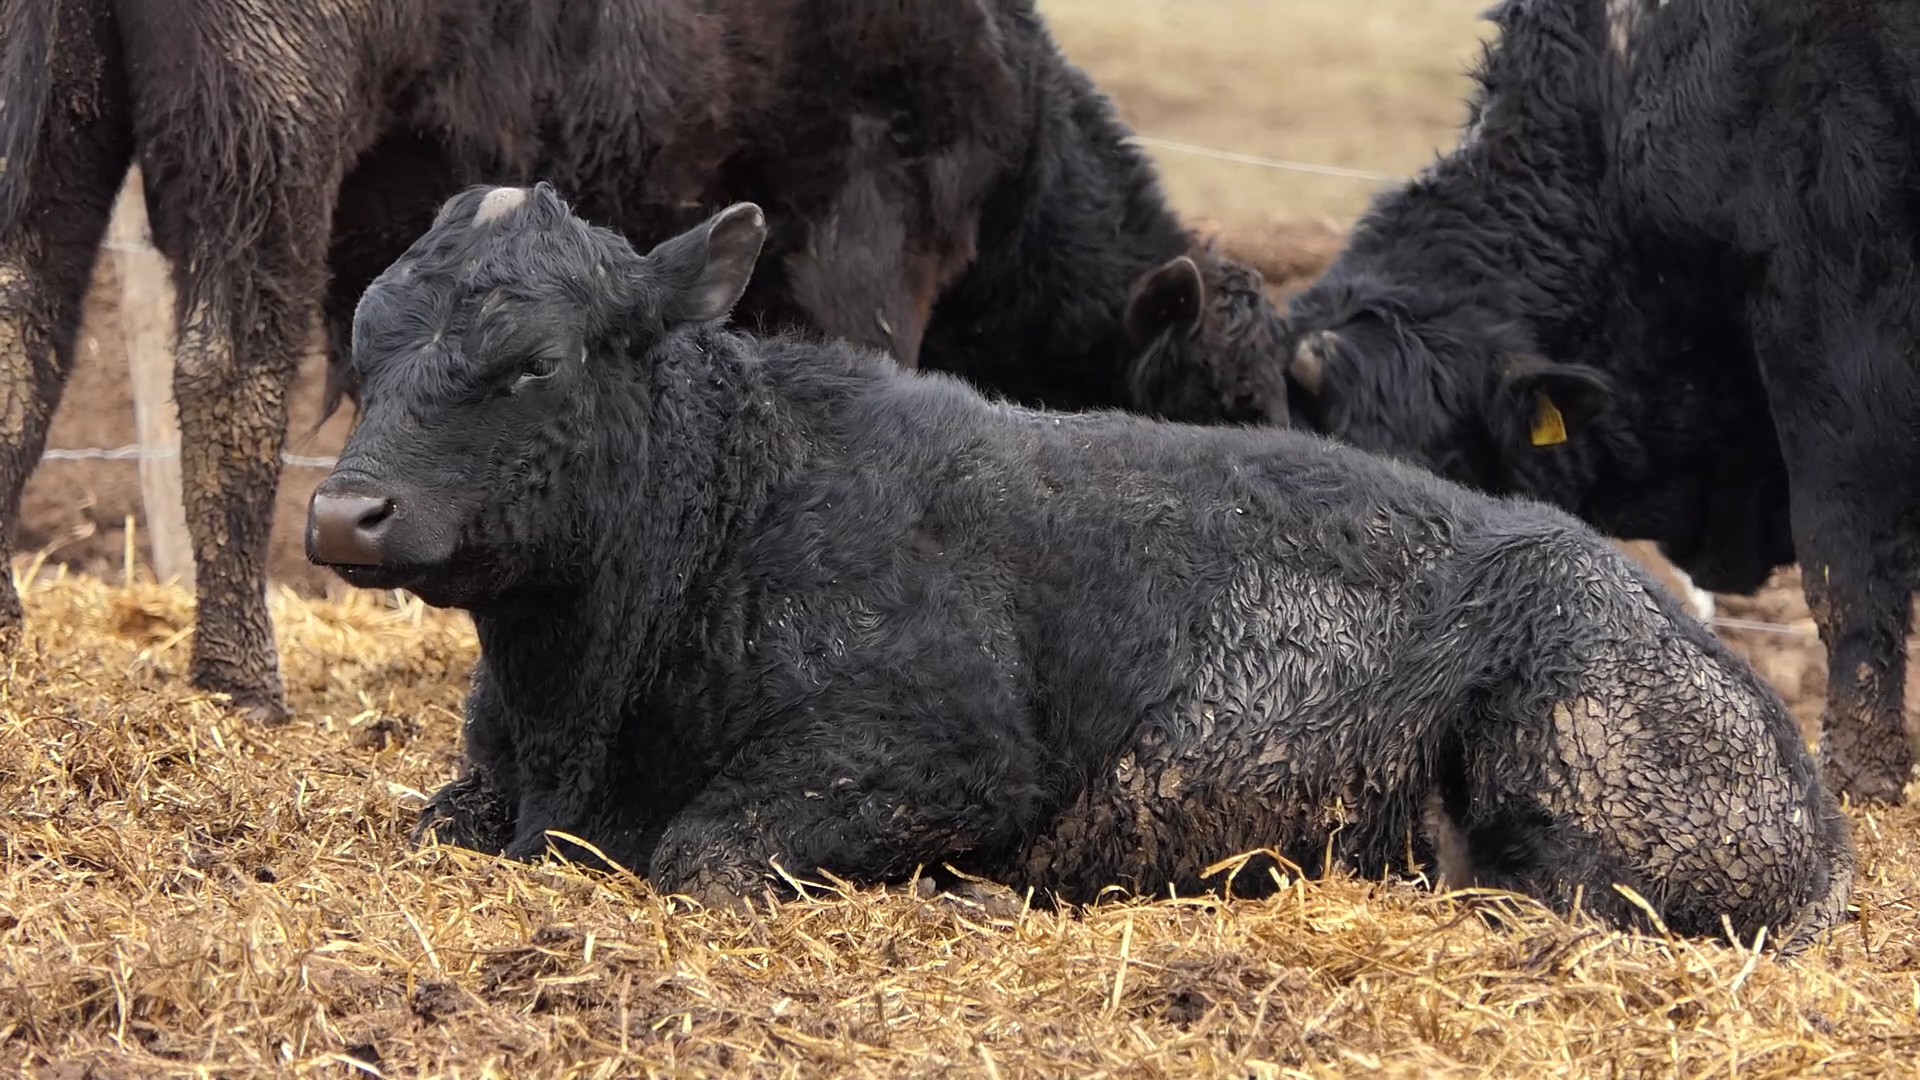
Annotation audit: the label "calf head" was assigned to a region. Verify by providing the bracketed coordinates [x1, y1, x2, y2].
[1121, 248, 1291, 425]
[1280, 272, 1614, 499]
[306, 182, 767, 608]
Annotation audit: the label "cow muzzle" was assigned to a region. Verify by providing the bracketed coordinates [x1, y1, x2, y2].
[306, 477, 399, 567]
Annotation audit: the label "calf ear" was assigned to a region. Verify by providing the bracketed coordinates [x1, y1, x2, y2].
[645, 202, 770, 326]
[1496, 356, 1612, 448]
[1124, 256, 1206, 345]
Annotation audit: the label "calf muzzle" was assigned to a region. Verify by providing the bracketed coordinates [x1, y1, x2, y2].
[306, 481, 399, 567]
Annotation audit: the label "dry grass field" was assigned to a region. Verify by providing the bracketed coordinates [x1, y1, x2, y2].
[6, 1, 1920, 1077]
[1045, 0, 1492, 225]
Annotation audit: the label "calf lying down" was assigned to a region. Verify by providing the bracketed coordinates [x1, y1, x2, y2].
[309, 184, 1853, 948]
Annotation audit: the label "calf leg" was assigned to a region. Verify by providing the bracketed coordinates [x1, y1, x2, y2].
[1438, 695, 1850, 947]
[0, 0, 130, 635]
[415, 670, 523, 853]
[646, 715, 1045, 910]
[413, 768, 517, 855]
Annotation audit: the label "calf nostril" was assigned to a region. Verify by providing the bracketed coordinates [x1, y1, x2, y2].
[356, 498, 396, 533]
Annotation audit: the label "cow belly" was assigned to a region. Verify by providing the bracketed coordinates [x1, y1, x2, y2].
[1003, 561, 1429, 903]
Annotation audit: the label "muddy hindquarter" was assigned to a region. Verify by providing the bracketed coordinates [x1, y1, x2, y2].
[1453, 543, 1852, 946]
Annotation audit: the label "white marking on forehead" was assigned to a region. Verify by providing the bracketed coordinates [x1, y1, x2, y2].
[472, 187, 530, 226]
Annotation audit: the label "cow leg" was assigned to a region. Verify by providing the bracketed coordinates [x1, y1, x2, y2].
[142, 167, 347, 723]
[1795, 494, 1915, 804]
[0, 3, 131, 637]
[646, 715, 1044, 910]
[1760, 327, 1918, 805]
[155, 276, 308, 722]
[0, 185, 128, 634]
[128, 27, 375, 722]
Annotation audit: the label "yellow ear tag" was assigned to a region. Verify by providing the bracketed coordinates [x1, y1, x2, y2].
[1530, 393, 1568, 447]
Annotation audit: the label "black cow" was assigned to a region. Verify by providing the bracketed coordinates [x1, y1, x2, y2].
[0, 0, 1284, 724]
[306, 184, 1853, 947]
[1278, 0, 1920, 804]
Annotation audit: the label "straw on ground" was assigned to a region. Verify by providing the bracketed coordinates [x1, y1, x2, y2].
[2, 559, 1918, 1079]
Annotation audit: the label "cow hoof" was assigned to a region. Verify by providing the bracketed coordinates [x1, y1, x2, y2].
[234, 698, 294, 726]
[1823, 761, 1911, 807]
[192, 673, 293, 726]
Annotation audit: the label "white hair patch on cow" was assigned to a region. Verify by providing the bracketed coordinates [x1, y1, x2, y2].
[1607, 0, 1662, 62]
[472, 187, 530, 226]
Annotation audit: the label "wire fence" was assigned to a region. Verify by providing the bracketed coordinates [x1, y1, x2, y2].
[33, 134, 1822, 642]
[1131, 135, 1407, 183]
[40, 445, 341, 469]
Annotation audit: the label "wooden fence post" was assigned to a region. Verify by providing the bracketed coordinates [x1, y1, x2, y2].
[107, 167, 194, 591]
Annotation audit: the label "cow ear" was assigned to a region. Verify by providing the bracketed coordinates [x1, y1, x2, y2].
[1124, 256, 1206, 345]
[645, 202, 769, 326]
[1496, 356, 1612, 447]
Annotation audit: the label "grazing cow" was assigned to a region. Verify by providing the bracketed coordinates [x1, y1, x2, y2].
[1279, 0, 1920, 803]
[307, 184, 1853, 947]
[0, 0, 1286, 723]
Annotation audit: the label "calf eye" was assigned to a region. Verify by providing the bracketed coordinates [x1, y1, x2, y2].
[510, 354, 560, 393]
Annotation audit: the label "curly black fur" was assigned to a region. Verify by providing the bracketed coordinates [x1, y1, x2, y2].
[310, 185, 1853, 949]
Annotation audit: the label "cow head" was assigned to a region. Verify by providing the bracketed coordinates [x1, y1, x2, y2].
[1121, 249, 1291, 425]
[1281, 272, 1614, 498]
[305, 182, 767, 608]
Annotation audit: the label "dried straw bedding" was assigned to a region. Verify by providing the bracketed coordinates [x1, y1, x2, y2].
[2, 560, 1917, 1079]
